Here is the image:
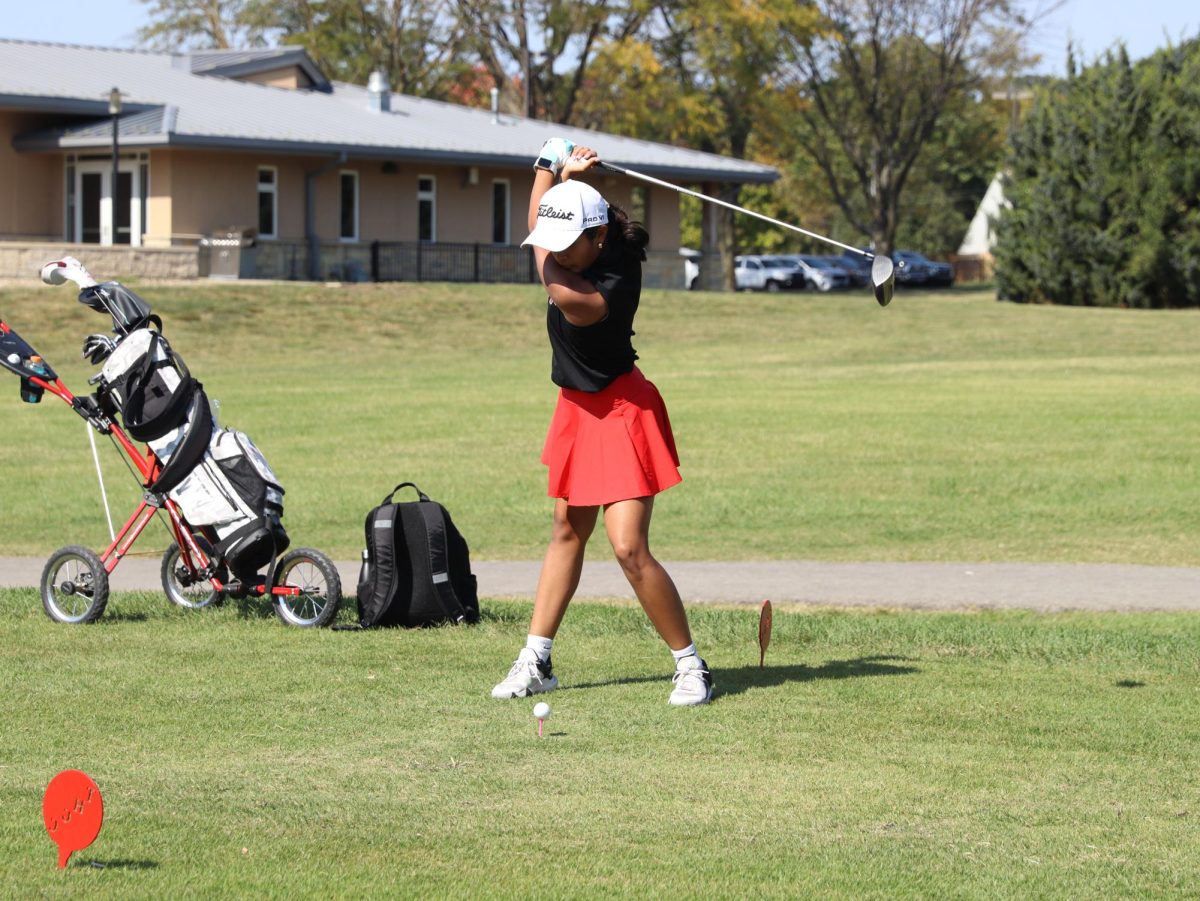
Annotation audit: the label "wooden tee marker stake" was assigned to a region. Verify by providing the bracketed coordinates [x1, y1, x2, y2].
[43, 770, 104, 869]
[758, 599, 773, 669]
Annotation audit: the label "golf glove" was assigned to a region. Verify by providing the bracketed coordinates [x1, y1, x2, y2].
[82, 333, 117, 365]
[533, 138, 575, 176]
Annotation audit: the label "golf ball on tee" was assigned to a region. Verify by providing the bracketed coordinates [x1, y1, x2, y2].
[532, 702, 551, 719]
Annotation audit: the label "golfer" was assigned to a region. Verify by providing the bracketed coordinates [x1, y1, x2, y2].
[491, 139, 713, 706]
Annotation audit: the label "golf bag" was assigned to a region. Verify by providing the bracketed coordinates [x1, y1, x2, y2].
[89, 287, 288, 581]
[356, 482, 479, 628]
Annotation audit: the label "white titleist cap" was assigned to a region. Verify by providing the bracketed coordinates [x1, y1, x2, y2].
[521, 180, 609, 253]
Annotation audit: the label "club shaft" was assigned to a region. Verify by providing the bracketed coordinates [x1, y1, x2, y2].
[597, 163, 872, 259]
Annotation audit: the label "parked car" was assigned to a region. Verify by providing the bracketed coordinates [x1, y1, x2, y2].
[679, 247, 702, 290]
[734, 255, 806, 291]
[786, 254, 851, 292]
[761, 255, 810, 289]
[894, 250, 955, 287]
[826, 254, 871, 288]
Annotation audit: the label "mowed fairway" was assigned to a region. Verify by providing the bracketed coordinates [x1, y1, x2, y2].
[1, 592, 1198, 896]
[0, 280, 1198, 896]
[0, 280, 1196, 564]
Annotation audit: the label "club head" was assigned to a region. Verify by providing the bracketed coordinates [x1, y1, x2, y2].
[871, 255, 895, 307]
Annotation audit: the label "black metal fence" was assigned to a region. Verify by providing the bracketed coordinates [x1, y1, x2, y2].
[252, 240, 539, 284]
[251, 240, 685, 289]
[370, 241, 540, 284]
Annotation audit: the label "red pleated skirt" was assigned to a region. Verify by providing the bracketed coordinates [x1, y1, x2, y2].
[542, 367, 682, 506]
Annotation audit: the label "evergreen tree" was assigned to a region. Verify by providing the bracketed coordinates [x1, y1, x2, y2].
[997, 39, 1200, 307]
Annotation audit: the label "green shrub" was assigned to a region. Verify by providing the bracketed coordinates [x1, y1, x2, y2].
[996, 40, 1200, 307]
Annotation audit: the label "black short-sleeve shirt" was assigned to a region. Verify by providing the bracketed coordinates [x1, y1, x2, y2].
[546, 241, 641, 393]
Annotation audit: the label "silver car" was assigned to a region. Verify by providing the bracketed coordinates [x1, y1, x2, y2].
[786, 255, 851, 291]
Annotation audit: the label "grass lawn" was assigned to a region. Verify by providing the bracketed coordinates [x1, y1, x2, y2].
[1, 279, 1197, 897]
[0, 280, 1196, 565]
[1, 591, 1197, 897]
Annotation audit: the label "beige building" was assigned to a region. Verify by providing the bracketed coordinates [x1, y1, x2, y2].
[0, 41, 776, 286]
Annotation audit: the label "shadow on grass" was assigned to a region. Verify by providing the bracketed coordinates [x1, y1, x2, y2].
[226, 597, 280, 621]
[566, 656, 920, 696]
[96, 610, 150, 623]
[478, 606, 531, 626]
[79, 859, 159, 870]
[717, 656, 920, 698]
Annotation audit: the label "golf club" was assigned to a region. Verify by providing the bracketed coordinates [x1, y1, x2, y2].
[595, 162, 896, 306]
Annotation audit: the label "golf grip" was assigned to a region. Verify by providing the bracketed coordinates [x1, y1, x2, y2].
[594, 162, 873, 260]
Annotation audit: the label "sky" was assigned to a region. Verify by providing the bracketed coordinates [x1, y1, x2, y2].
[0, 0, 1196, 77]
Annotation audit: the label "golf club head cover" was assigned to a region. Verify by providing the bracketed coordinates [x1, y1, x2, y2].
[40, 257, 98, 289]
[82, 333, 117, 366]
[533, 138, 575, 176]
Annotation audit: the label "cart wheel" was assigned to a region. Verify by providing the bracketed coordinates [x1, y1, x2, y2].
[271, 548, 342, 628]
[161, 538, 224, 609]
[41, 546, 109, 624]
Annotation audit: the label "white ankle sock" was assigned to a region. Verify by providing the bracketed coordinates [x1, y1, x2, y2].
[671, 643, 698, 667]
[525, 634, 554, 663]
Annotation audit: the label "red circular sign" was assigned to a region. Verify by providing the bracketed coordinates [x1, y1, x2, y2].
[43, 770, 104, 869]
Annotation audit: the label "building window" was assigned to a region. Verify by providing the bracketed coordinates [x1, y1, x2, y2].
[491, 180, 510, 244]
[339, 171, 359, 241]
[417, 175, 436, 242]
[257, 166, 277, 239]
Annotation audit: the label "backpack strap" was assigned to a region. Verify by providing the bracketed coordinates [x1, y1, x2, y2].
[124, 332, 198, 442]
[146, 387, 213, 496]
[415, 502, 468, 624]
[384, 482, 430, 504]
[359, 503, 403, 628]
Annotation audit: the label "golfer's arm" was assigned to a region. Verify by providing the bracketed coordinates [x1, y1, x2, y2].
[527, 170, 604, 323]
[529, 168, 556, 231]
[542, 262, 605, 325]
[528, 169, 556, 278]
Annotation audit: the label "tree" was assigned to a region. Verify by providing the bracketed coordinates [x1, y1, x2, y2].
[642, 0, 819, 287]
[137, 0, 263, 49]
[733, 84, 1007, 258]
[781, 0, 1043, 257]
[247, 0, 471, 98]
[996, 39, 1200, 307]
[454, 0, 647, 123]
[139, 0, 471, 98]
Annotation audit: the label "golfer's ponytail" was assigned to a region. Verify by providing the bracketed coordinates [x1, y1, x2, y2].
[606, 204, 649, 261]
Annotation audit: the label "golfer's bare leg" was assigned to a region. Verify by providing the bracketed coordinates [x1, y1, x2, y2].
[603, 496, 693, 650]
[529, 499, 598, 638]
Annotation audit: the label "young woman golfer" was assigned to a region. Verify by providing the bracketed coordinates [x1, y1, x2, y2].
[491, 138, 713, 706]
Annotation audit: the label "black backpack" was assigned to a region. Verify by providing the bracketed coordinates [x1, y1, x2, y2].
[355, 483, 479, 628]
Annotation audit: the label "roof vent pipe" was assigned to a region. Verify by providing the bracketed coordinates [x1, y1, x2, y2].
[367, 70, 390, 113]
[490, 87, 499, 124]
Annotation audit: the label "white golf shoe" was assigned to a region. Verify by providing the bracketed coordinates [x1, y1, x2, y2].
[668, 656, 714, 706]
[491, 648, 559, 699]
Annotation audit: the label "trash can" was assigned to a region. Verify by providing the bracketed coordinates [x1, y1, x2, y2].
[200, 228, 256, 279]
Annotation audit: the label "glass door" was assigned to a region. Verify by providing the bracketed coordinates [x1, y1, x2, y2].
[114, 171, 133, 245]
[80, 172, 103, 244]
[73, 161, 142, 246]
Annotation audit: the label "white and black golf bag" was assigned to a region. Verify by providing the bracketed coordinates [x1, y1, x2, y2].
[85, 283, 289, 582]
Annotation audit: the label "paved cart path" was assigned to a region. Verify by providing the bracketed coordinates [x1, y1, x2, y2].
[2, 557, 1197, 612]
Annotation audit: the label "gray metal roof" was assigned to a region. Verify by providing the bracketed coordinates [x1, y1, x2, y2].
[186, 47, 331, 91]
[0, 39, 777, 184]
